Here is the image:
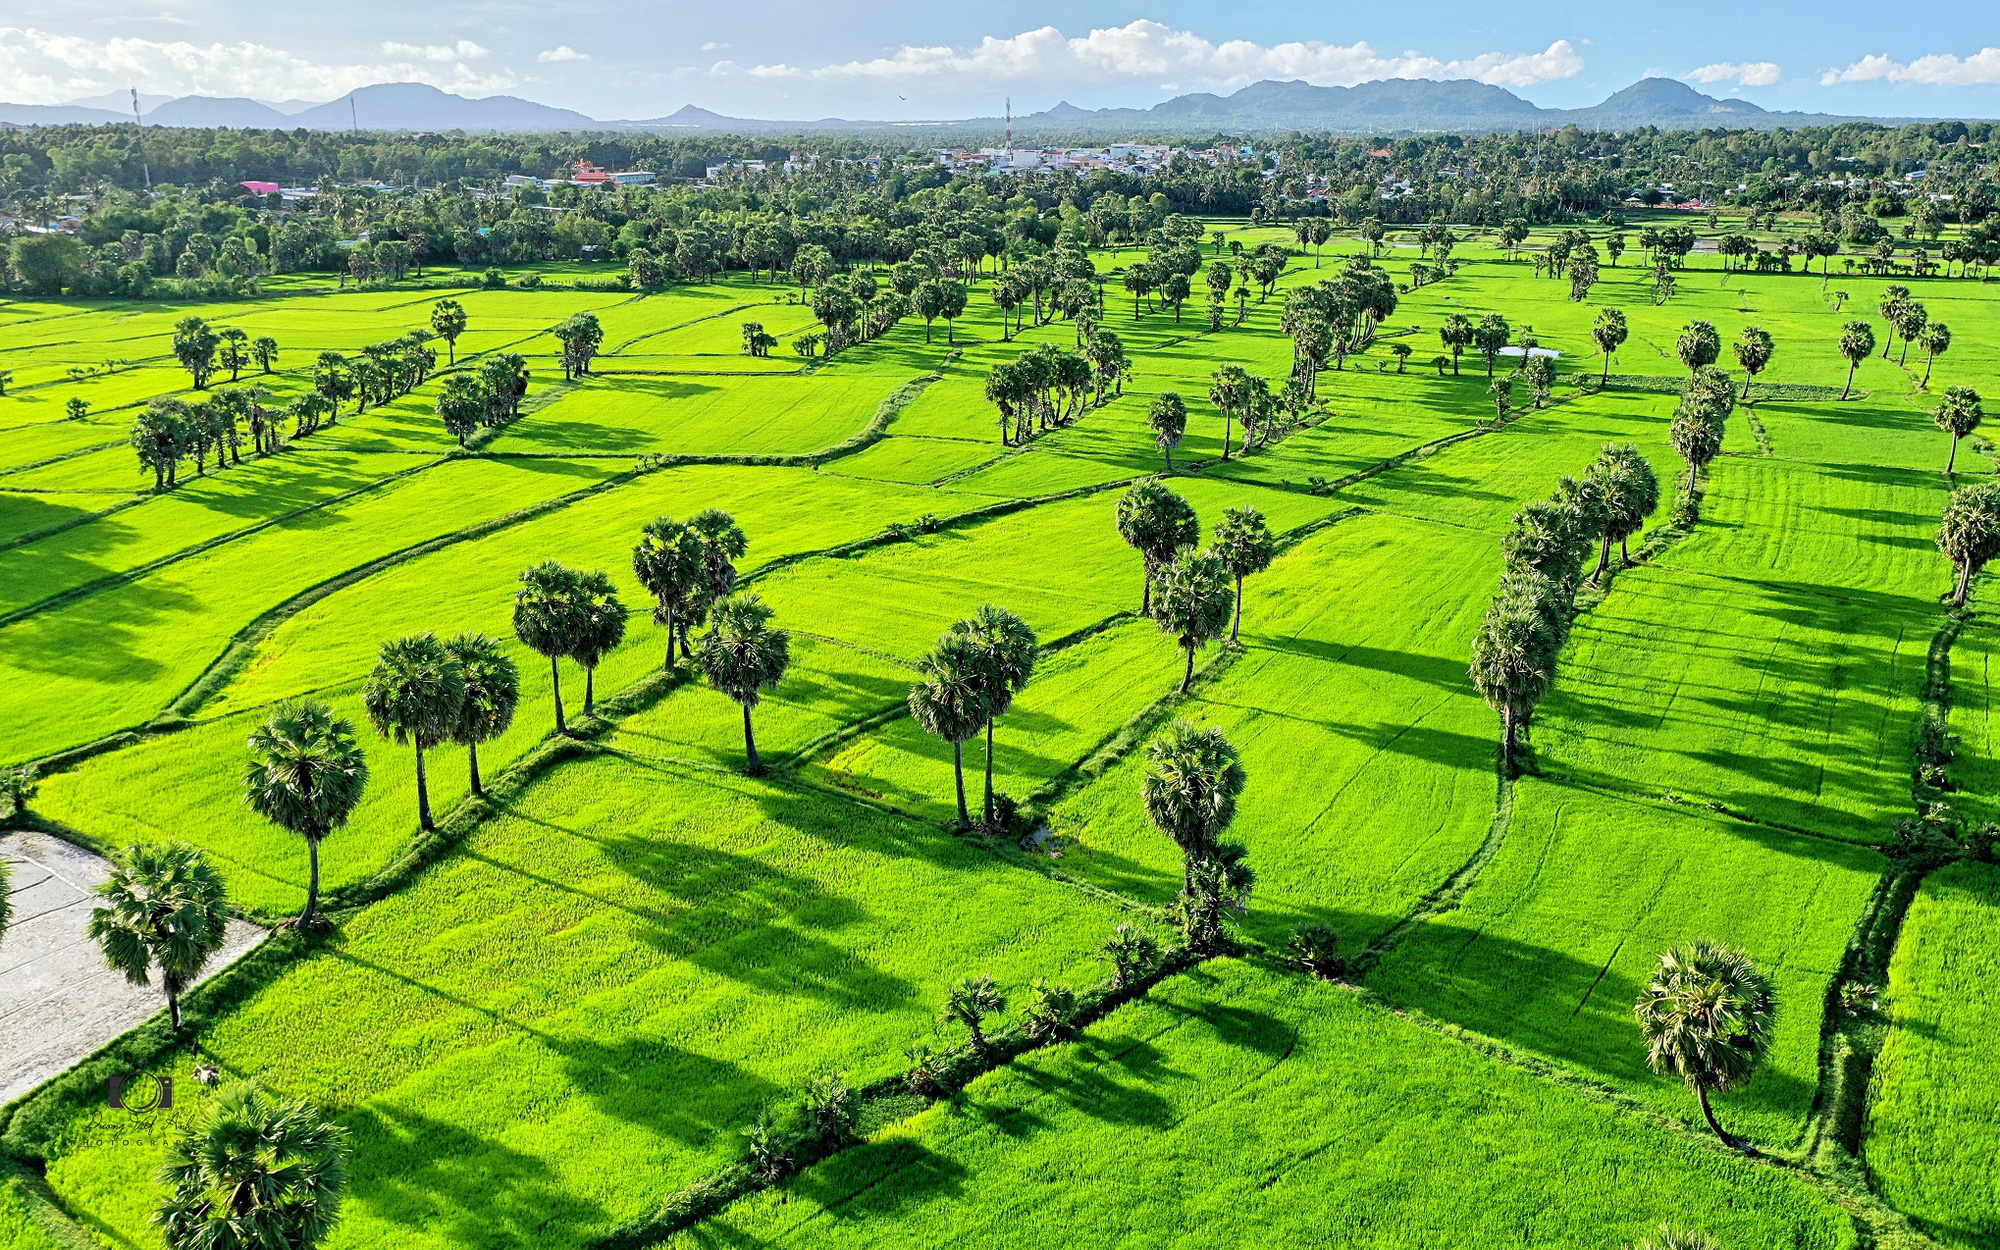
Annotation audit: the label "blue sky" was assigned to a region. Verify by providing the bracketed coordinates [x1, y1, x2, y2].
[5, 1, 2000, 120]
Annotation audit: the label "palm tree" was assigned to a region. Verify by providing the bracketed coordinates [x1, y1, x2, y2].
[1209, 506, 1276, 644]
[445, 634, 518, 797]
[1634, 940, 1777, 1148]
[362, 633, 465, 832]
[1938, 482, 2000, 608]
[955, 604, 1037, 825]
[1917, 321, 1952, 388]
[1837, 320, 1875, 400]
[939, 975, 1006, 1052]
[568, 570, 629, 716]
[1675, 320, 1721, 375]
[688, 509, 749, 628]
[1473, 313, 1510, 377]
[1115, 479, 1200, 615]
[698, 594, 792, 773]
[1142, 720, 1246, 893]
[1147, 392, 1187, 471]
[87, 843, 231, 1030]
[908, 631, 988, 829]
[513, 562, 583, 732]
[1732, 326, 1774, 403]
[1152, 547, 1235, 693]
[243, 700, 369, 928]
[1587, 444, 1660, 575]
[430, 297, 467, 364]
[632, 516, 707, 666]
[1591, 307, 1627, 384]
[1438, 312, 1473, 376]
[1934, 386, 1984, 474]
[158, 1083, 348, 1250]
[1469, 574, 1566, 770]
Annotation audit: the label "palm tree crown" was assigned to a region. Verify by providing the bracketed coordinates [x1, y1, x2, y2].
[1634, 939, 1776, 1146]
[157, 1083, 349, 1250]
[88, 842, 232, 1030]
[363, 632, 465, 831]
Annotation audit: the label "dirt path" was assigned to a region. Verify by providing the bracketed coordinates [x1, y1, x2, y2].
[0, 829, 264, 1105]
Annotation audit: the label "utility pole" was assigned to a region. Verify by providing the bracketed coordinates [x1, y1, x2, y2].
[131, 88, 151, 192]
[1005, 97, 1012, 154]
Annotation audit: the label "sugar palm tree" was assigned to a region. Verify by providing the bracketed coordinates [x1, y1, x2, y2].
[1670, 405, 1724, 497]
[1586, 444, 1660, 575]
[88, 843, 231, 1031]
[1591, 307, 1627, 384]
[1675, 319, 1720, 375]
[1438, 312, 1473, 376]
[688, 508, 749, 648]
[445, 634, 518, 797]
[1939, 482, 2000, 608]
[1634, 940, 1777, 1148]
[158, 1083, 348, 1250]
[430, 297, 467, 364]
[243, 700, 369, 928]
[1934, 386, 1984, 475]
[1469, 573, 1566, 770]
[1152, 547, 1235, 693]
[955, 604, 1037, 825]
[908, 631, 988, 829]
[1917, 321, 1952, 388]
[513, 561, 583, 732]
[1210, 506, 1277, 643]
[1142, 719, 1246, 893]
[939, 975, 1006, 1053]
[568, 569, 629, 716]
[1732, 326, 1774, 403]
[1837, 320, 1875, 400]
[1147, 392, 1187, 471]
[632, 516, 706, 665]
[1116, 479, 1200, 615]
[362, 633, 465, 832]
[698, 594, 792, 773]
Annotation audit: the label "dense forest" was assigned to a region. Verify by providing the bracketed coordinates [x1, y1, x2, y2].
[3, 119, 1998, 298]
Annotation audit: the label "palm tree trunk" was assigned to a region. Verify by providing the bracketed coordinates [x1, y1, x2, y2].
[1230, 575, 1244, 644]
[1501, 707, 1518, 774]
[1948, 436, 1960, 474]
[168, 990, 182, 1031]
[1924, 356, 1936, 387]
[549, 655, 567, 731]
[414, 743, 433, 831]
[983, 718, 996, 825]
[585, 665, 596, 717]
[1695, 1085, 1739, 1147]
[303, 835, 322, 925]
[1141, 574, 1151, 617]
[1842, 361, 1857, 400]
[661, 608, 676, 669]
[1223, 414, 1233, 460]
[1602, 353, 1611, 384]
[468, 740, 483, 796]
[1181, 645, 1196, 694]
[951, 741, 969, 829]
[1596, 534, 1612, 581]
[1163, 445, 1173, 472]
[742, 703, 761, 772]
[1955, 563, 1973, 608]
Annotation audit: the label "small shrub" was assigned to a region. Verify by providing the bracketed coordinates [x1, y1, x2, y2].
[1021, 978, 1079, 1042]
[916, 512, 941, 534]
[1098, 922, 1161, 991]
[741, 1105, 794, 1182]
[482, 268, 505, 288]
[2, 764, 39, 817]
[986, 791, 1020, 834]
[1838, 981, 1881, 1018]
[1287, 925, 1345, 980]
[903, 1042, 946, 1097]
[1671, 497, 1700, 527]
[883, 522, 912, 542]
[515, 273, 544, 289]
[802, 1070, 858, 1145]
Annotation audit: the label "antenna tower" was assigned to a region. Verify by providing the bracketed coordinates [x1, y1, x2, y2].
[350, 94, 359, 132]
[1005, 97, 1012, 151]
[131, 88, 151, 192]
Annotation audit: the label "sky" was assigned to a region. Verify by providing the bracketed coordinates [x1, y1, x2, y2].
[4, 1, 2000, 121]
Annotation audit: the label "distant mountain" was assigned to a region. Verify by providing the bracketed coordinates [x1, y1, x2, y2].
[144, 96, 294, 129]
[0, 75, 1966, 136]
[288, 83, 598, 131]
[0, 102, 128, 126]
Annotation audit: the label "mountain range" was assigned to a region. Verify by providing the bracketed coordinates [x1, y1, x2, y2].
[0, 77, 1956, 136]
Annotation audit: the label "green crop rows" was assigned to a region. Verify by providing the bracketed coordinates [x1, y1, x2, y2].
[2, 217, 1997, 1250]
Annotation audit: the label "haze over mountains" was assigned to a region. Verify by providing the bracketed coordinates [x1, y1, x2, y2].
[0, 76, 1957, 136]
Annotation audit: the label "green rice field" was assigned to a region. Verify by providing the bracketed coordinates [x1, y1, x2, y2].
[4, 216, 1998, 1250]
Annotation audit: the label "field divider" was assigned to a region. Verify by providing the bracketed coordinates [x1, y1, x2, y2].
[0, 436, 130, 479]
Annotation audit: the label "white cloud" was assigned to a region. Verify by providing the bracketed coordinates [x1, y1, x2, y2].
[1822, 48, 2000, 86]
[730, 21, 1583, 93]
[0, 26, 512, 103]
[381, 39, 488, 63]
[701, 41, 731, 53]
[538, 45, 589, 63]
[1687, 61, 1780, 88]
